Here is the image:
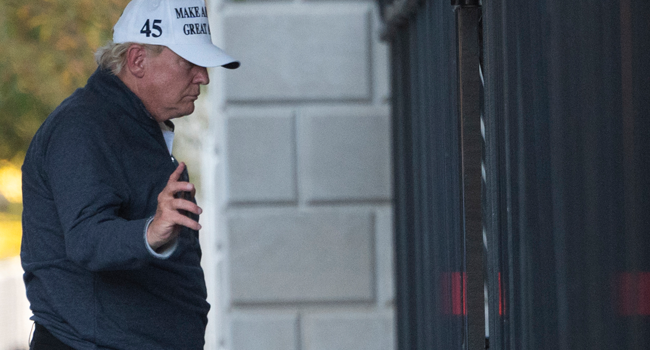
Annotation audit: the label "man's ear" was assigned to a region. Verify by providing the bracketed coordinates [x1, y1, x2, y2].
[125, 44, 147, 78]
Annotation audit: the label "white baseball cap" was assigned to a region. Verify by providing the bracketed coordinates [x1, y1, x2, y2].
[113, 0, 239, 69]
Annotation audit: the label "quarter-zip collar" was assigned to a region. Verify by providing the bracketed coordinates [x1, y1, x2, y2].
[85, 67, 170, 152]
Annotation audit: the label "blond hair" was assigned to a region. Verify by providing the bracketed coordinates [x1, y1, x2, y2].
[95, 41, 164, 75]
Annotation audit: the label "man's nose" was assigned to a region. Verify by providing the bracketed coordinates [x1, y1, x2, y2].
[193, 66, 210, 85]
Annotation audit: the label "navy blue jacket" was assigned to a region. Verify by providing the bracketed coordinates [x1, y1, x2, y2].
[21, 68, 210, 350]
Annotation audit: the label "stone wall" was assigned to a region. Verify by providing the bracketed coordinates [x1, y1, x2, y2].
[193, 0, 394, 349]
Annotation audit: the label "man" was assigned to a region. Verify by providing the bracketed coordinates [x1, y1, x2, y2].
[20, 0, 238, 349]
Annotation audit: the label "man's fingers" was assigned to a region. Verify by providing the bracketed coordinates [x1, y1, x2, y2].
[171, 198, 202, 215]
[169, 211, 202, 231]
[151, 203, 202, 232]
[147, 212, 200, 249]
[167, 162, 186, 184]
[148, 162, 202, 249]
[166, 181, 195, 196]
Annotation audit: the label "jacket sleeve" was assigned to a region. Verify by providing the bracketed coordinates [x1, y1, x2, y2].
[44, 114, 160, 271]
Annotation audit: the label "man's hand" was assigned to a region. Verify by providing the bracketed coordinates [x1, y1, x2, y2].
[147, 162, 202, 251]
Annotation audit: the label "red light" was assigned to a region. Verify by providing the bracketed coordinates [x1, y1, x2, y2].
[441, 272, 506, 317]
[442, 272, 467, 315]
[499, 272, 504, 316]
[617, 272, 650, 316]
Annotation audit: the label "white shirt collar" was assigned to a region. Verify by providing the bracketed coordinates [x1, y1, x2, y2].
[159, 122, 175, 155]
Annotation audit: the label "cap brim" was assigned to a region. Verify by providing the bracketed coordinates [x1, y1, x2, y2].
[167, 44, 240, 69]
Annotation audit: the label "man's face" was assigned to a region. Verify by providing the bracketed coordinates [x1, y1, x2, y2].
[140, 47, 210, 122]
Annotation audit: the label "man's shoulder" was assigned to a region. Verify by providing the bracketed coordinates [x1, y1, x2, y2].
[42, 88, 116, 135]
[26, 91, 118, 165]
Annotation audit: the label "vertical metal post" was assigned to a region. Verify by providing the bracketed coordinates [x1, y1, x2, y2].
[455, 2, 485, 349]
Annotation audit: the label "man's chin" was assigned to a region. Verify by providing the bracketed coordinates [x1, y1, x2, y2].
[169, 105, 196, 120]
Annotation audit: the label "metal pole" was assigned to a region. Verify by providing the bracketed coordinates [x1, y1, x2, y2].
[455, 3, 485, 349]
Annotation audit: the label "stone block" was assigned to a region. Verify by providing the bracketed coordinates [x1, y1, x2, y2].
[303, 312, 394, 350]
[376, 206, 395, 305]
[298, 111, 391, 202]
[228, 211, 375, 303]
[231, 313, 298, 350]
[226, 114, 296, 203]
[374, 35, 391, 103]
[223, 6, 372, 102]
